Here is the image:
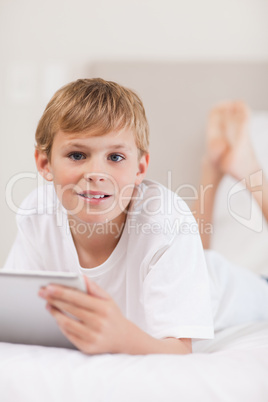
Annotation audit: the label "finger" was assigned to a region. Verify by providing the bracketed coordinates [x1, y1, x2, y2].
[59, 328, 98, 355]
[40, 285, 106, 313]
[84, 276, 110, 300]
[60, 330, 96, 354]
[47, 304, 101, 354]
[46, 298, 101, 329]
[47, 303, 96, 340]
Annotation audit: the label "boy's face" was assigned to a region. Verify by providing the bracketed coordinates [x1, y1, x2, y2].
[35, 128, 149, 227]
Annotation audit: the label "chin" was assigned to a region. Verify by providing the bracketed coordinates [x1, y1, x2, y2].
[78, 211, 126, 225]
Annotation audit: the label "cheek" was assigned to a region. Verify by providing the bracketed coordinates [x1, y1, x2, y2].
[53, 166, 80, 186]
[116, 164, 140, 186]
[52, 168, 81, 205]
[116, 183, 135, 212]
[115, 172, 136, 197]
[114, 167, 140, 201]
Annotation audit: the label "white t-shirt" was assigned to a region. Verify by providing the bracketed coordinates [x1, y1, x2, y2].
[4, 179, 214, 341]
[204, 248, 268, 333]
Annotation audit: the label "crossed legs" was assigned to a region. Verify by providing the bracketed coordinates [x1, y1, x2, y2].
[192, 101, 268, 249]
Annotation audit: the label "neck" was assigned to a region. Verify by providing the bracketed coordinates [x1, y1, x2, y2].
[68, 214, 126, 268]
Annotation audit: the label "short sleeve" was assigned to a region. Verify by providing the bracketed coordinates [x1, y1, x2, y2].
[2, 185, 58, 272]
[142, 218, 214, 340]
[3, 218, 44, 271]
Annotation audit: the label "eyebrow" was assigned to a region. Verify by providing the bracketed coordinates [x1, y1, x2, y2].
[62, 142, 132, 152]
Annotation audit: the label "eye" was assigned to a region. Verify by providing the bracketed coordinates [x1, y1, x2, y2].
[68, 152, 86, 161]
[108, 153, 124, 162]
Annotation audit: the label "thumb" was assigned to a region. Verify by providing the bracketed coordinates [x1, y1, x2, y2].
[83, 276, 110, 300]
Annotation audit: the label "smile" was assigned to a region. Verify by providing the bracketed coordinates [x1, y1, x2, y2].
[77, 191, 112, 204]
[79, 194, 110, 199]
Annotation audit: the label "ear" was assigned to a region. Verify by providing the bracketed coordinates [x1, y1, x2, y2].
[35, 149, 53, 181]
[135, 153, 149, 185]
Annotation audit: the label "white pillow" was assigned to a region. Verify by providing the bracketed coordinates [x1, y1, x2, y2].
[211, 112, 268, 276]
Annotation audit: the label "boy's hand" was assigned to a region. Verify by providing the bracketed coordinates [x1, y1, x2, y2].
[38, 276, 131, 354]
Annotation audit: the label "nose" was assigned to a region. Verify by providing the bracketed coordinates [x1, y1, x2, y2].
[83, 156, 107, 183]
[84, 172, 106, 182]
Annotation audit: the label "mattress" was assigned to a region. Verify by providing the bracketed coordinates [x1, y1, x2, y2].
[1, 321, 268, 402]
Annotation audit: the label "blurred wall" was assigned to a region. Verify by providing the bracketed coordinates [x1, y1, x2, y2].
[1, 0, 268, 266]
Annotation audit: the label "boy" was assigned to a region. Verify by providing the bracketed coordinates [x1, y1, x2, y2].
[4, 78, 214, 355]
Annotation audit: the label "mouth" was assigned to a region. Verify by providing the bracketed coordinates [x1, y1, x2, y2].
[77, 191, 112, 202]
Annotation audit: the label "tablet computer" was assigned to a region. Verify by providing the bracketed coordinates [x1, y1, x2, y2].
[0, 270, 86, 349]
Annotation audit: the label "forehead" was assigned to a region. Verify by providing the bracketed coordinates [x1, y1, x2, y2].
[53, 128, 138, 150]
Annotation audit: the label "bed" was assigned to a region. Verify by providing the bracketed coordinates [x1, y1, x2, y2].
[1, 321, 268, 401]
[1, 61, 268, 401]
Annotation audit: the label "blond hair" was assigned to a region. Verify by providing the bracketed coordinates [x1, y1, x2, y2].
[35, 78, 149, 159]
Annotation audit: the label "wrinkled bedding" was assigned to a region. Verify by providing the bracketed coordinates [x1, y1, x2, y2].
[1, 321, 268, 402]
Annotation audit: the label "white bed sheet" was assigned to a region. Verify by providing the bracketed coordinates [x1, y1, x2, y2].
[1, 321, 268, 402]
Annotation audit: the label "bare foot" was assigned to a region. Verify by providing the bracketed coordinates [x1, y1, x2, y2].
[220, 101, 261, 181]
[206, 101, 261, 182]
[206, 103, 228, 168]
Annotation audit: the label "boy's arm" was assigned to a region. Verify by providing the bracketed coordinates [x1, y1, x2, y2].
[39, 276, 192, 355]
[120, 323, 192, 355]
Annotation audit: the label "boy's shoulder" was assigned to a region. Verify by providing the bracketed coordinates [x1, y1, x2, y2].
[128, 179, 197, 242]
[131, 179, 193, 222]
[16, 184, 59, 223]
